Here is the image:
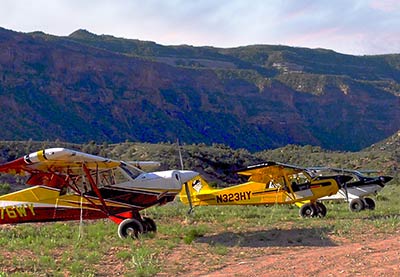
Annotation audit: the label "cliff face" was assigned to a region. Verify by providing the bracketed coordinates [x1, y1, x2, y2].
[0, 28, 399, 151]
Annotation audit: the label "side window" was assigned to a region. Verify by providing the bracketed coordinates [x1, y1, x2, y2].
[288, 172, 311, 192]
[297, 173, 310, 184]
[267, 176, 286, 190]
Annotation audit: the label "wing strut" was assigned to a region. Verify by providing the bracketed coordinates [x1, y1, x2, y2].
[63, 176, 109, 216]
[82, 163, 110, 216]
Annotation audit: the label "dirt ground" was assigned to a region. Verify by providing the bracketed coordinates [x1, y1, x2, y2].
[158, 227, 400, 277]
[1, 222, 399, 276]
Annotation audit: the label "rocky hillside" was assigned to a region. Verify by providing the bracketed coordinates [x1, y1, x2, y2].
[0, 27, 399, 151]
[0, 134, 398, 191]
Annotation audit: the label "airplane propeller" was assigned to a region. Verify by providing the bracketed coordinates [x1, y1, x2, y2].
[343, 180, 349, 202]
[184, 181, 194, 214]
[178, 139, 184, 170]
[177, 139, 194, 214]
[340, 168, 350, 202]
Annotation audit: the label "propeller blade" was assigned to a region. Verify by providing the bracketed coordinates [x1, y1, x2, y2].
[184, 182, 194, 214]
[340, 168, 349, 203]
[344, 181, 349, 202]
[177, 139, 193, 214]
[177, 139, 184, 170]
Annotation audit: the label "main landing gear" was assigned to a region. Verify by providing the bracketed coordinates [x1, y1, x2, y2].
[349, 197, 375, 212]
[117, 217, 157, 239]
[299, 202, 327, 218]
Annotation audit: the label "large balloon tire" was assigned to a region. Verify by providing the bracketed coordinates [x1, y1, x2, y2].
[364, 197, 376, 210]
[315, 202, 327, 217]
[299, 203, 316, 218]
[349, 198, 365, 212]
[118, 218, 144, 239]
[142, 217, 157, 233]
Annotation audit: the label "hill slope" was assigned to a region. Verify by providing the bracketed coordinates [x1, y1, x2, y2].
[0, 132, 398, 189]
[0, 27, 399, 151]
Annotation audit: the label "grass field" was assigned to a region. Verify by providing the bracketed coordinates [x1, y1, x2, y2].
[0, 137, 398, 276]
[0, 182, 399, 276]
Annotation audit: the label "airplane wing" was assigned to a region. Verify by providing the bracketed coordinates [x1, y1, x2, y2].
[126, 161, 161, 171]
[236, 162, 305, 182]
[0, 148, 121, 177]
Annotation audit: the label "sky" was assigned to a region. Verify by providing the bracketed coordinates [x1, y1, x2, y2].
[1, 0, 399, 55]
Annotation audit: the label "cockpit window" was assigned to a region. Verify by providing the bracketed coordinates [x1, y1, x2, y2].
[287, 172, 310, 185]
[119, 163, 143, 180]
[267, 176, 286, 189]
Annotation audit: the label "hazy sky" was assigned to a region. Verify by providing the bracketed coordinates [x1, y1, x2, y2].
[1, 0, 399, 55]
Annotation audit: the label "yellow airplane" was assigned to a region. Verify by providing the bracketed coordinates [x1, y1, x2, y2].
[179, 162, 352, 217]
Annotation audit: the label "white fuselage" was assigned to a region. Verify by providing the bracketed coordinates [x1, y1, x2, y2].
[116, 170, 199, 191]
[320, 184, 383, 201]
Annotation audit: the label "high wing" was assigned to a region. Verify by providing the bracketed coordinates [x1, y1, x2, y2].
[0, 147, 138, 176]
[0, 148, 161, 188]
[236, 162, 305, 183]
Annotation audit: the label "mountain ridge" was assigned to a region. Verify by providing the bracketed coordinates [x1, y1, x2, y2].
[0, 27, 399, 151]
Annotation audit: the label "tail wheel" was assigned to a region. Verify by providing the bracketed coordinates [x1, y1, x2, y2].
[142, 217, 157, 233]
[299, 203, 316, 218]
[118, 218, 144, 239]
[315, 202, 327, 217]
[349, 198, 365, 212]
[364, 197, 376, 210]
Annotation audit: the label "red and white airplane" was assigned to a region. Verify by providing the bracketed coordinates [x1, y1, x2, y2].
[0, 148, 198, 238]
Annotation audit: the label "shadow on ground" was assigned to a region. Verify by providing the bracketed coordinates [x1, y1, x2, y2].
[195, 227, 336, 247]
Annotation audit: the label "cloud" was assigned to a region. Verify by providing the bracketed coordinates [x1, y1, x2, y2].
[369, 0, 400, 12]
[0, 0, 399, 54]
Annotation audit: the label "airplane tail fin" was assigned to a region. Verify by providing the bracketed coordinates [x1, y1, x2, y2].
[179, 176, 212, 207]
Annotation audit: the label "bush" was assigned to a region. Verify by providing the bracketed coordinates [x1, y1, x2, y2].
[0, 183, 10, 195]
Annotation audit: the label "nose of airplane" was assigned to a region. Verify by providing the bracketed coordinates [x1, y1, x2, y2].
[379, 176, 393, 185]
[177, 170, 199, 183]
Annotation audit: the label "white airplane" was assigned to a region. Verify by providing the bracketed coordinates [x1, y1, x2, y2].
[308, 167, 392, 212]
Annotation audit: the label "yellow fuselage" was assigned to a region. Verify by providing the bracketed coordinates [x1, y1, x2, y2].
[180, 176, 340, 206]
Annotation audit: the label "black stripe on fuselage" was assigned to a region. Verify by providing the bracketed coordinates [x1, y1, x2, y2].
[84, 186, 177, 208]
[252, 189, 279, 195]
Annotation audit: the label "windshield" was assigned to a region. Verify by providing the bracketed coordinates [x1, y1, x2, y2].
[119, 163, 143, 180]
